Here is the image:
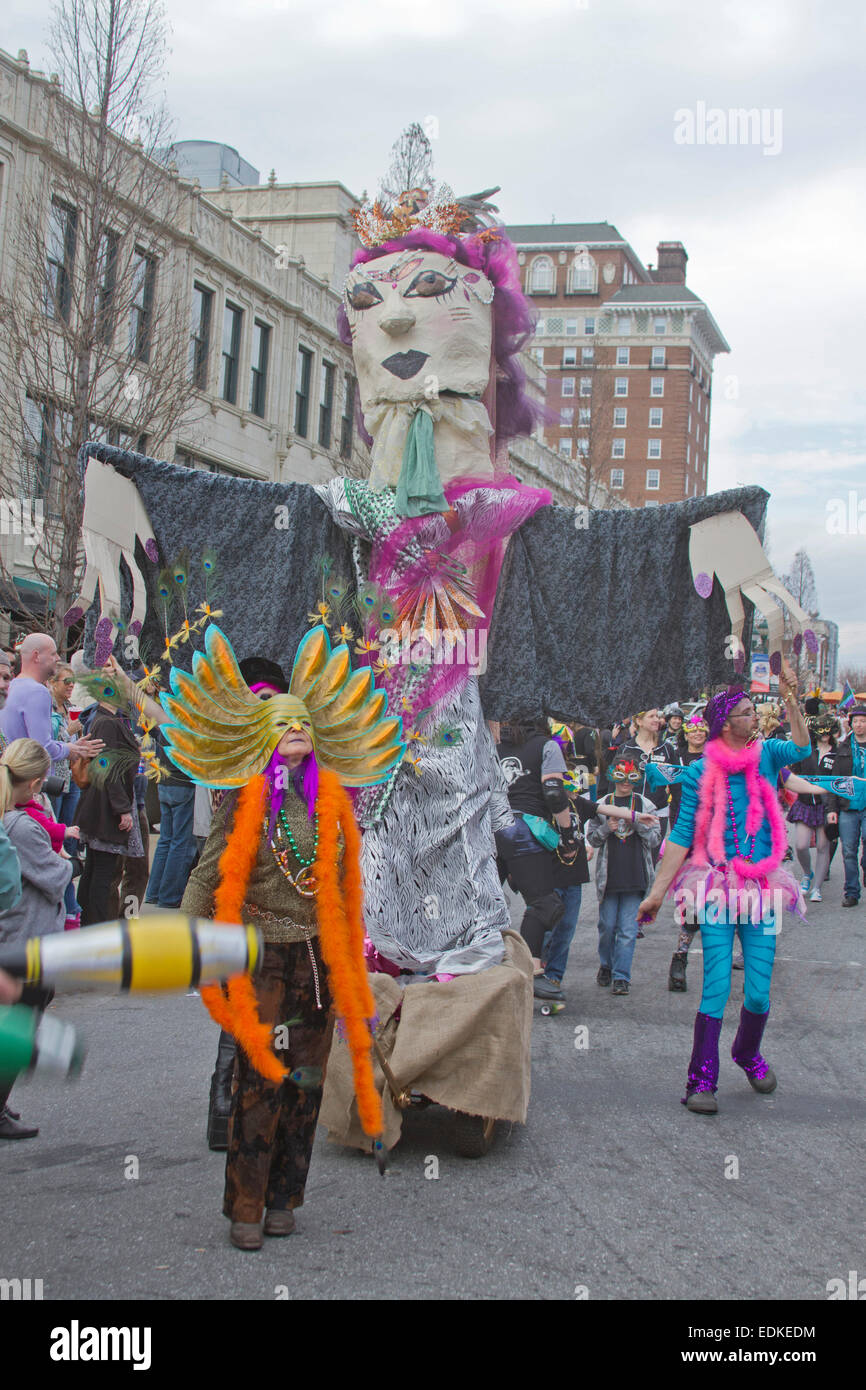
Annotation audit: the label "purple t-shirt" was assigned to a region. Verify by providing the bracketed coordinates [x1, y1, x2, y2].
[0, 677, 69, 761]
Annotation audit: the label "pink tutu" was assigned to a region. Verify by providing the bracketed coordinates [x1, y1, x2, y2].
[362, 935, 402, 978]
[669, 860, 805, 926]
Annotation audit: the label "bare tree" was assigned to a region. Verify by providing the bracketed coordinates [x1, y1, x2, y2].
[0, 0, 201, 643]
[780, 548, 819, 683]
[379, 123, 435, 206]
[783, 549, 818, 616]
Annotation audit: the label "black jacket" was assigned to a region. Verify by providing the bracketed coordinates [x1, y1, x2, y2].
[75, 707, 137, 845]
[827, 735, 866, 815]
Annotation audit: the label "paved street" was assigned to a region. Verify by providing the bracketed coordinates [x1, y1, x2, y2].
[1, 874, 864, 1302]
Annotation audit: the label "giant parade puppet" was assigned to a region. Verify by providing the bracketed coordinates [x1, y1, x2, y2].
[69, 179, 813, 1164]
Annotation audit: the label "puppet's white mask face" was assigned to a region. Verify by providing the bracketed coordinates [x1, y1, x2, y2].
[343, 249, 494, 410]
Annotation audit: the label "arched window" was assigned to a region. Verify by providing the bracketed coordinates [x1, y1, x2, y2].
[528, 255, 555, 293]
[567, 247, 598, 293]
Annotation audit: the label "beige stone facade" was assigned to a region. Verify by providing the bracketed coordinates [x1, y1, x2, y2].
[0, 45, 363, 628]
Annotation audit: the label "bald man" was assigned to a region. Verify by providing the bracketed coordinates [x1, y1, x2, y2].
[0, 634, 102, 763]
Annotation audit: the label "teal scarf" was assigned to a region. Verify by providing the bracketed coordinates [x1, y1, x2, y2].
[395, 409, 448, 517]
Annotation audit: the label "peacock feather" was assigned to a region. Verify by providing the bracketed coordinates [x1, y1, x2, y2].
[87, 746, 141, 787]
[74, 671, 136, 718]
[429, 722, 463, 748]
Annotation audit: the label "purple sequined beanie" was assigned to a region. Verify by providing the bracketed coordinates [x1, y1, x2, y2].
[704, 687, 750, 741]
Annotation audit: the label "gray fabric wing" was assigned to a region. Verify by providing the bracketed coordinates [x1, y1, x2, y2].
[480, 485, 769, 724]
[79, 444, 355, 673]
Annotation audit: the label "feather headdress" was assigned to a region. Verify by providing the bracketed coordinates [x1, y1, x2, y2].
[159, 624, 404, 789]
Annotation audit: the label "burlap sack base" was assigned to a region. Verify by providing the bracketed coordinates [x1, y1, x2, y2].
[320, 930, 534, 1151]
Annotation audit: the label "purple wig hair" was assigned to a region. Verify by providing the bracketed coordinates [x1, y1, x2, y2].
[264, 746, 319, 837]
[338, 227, 542, 451]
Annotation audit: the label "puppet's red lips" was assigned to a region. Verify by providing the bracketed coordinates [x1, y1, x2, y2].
[381, 351, 429, 379]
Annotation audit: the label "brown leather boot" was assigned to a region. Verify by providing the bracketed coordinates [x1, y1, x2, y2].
[263, 1208, 296, 1237]
[229, 1221, 263, 1250]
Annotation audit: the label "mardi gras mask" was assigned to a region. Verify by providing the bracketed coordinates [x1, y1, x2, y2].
[609, 759, 642, 784]
[343, 249, 494, 411]
[684, 718, 709, 738]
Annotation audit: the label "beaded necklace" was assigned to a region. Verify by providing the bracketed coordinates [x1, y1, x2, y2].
[724, 775, 754, 861]
[268, 805, 319, 898]
[611, 792, 637, 838]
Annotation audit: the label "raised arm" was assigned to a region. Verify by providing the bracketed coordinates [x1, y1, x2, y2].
[482, 486, 774, 725]
[73, 443, 355, 677]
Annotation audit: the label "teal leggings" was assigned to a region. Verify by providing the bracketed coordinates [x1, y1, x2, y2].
[699, 919, 777, 1019]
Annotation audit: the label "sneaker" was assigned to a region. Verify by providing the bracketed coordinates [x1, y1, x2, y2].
[596, 966, 612, 987]
[799, 872, 813, 892]
[533, 974, 565, 1001]
[0, 1107, 39, 1140]
[685, 1091, 718, 1114]
[611, 978, 629, 995]
[808, 887, 822, 902]
[842, 897, 859, 908]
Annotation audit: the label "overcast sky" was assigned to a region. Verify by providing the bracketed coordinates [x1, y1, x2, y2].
[5, 0, 865, 668]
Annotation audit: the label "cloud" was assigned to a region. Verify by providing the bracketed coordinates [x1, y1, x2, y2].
[2, 0, 860, 659]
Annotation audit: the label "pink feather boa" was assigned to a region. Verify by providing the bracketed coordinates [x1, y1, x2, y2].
[670, 738, 804, 920]
[691, 738, 787, 880]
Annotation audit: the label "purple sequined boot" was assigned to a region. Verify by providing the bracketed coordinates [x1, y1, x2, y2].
[682, 1012, 723, 1113]
[731, 1005, 777, 1094]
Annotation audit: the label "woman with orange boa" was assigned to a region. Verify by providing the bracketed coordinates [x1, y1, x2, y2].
[169, 624, 404, 1250]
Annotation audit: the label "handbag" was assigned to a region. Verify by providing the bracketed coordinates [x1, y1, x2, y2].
[70, 757, 90, 790]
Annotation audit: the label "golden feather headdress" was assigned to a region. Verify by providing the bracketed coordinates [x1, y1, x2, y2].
[160, 625, 404, 788]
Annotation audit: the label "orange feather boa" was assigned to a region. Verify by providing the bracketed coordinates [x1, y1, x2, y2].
[200, 768, 383, 1137]
[313, 768, 382, 1138]
[199, 776, 285, 1084]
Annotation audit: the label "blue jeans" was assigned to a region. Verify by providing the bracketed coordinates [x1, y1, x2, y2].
[51, 785, 81, 919]
[839, 808, 866, 902]
[146, 784, 196, 907]
[543, 885, 583, 982]
[597, 890, 642, 982]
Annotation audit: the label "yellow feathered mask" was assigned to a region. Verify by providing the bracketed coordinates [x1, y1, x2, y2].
[160, 625, 404, 788]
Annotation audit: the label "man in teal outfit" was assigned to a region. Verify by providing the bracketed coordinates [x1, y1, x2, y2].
[639, 660, 809, 1113]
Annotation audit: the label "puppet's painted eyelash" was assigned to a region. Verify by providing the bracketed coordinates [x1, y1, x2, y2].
[404, 270, 458, 299]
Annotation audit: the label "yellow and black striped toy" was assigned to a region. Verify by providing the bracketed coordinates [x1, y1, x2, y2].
[0, 915, 261, 993]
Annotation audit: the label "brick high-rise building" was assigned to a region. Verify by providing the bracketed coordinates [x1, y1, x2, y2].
[504, 223, 729, 508]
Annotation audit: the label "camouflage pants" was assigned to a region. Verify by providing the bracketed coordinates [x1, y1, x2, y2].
[223, 939, 333, 1223]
